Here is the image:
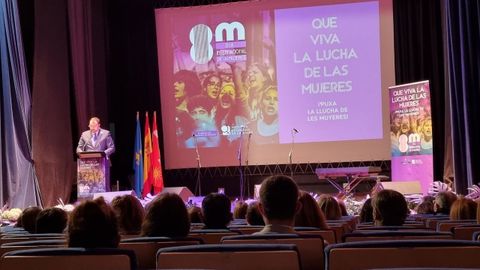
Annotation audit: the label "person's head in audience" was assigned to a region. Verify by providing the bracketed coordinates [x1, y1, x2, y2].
[246, 202, 265, 226]
[36, 207, 68, 233]
[258, 175, 300, 232]
[450, 196, 477, 220]
[141, 193, 190, 238]
[68, 197, 120, 248]
[372, 189, 409, 226]
[202, 193, 232, 229]
[233, 201, 248, 220]
[359, 198, 373, 223]
[295, 191, 329, 230]
[338, 199, 348, 216]
[317, 194, 342, 220]
[19, 206, 42, 233]
[415, 200, 435, 215]
[188, 206, 204, 224]
[111, 194, 145, 235]
[434, 191, 458, 215]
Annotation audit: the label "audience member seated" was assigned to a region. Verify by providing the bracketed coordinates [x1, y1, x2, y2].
[372, 189, 409, 226]
[35, 207, 68, 233]
[18, 206, 42, 233]
[434, 191, 458, 215]
[68, 197, 120, 248]
[415, 200, 435, 215]
[255, 175, 300, 234]
[202, 193, 232, 229]
[233, 201, 248, 220]
[450, 196, 477, 220]
[359, 198, 373, 223]
[141, 193, 190, 238]
[338, 199, 349, 216]
[246, 202, 265, 226]
[295, 191, 329, 230]
[317, 194, 342, 220]
[188, 206, 204, 224]
[111, 195, 145, 235]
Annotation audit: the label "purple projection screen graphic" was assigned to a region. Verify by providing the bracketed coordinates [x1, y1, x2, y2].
[275, 1, 381, 143]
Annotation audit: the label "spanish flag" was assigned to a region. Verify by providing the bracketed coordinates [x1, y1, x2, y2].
[142, 112, 153, 197]
[151, 111, 164, 194]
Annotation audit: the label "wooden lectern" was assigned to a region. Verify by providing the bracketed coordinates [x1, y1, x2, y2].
[77, 151, 110, 199]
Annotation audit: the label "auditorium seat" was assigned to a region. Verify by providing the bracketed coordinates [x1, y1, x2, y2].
[119, 236, 202, 269]
[0, 239, 67, 257]
[356, 221, 427, 230]
[354, 225, 428, 232]
[0, 247, 137, 270]
[451, 224, 480, 240]
[436, 219, 476, 232]
[325, 240, 480, 270]
[221, 233, 325, 270]
[0, 233, 65, 245]
[229, 225, 264, 235]
[156, 243, 301, 270]
[342, 231, 453, 242]
[189, 229, 240, 244]
[294, 227, 337, 244]
[424, 216, 450, 230]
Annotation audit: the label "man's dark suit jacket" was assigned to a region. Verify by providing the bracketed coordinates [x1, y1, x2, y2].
[76, 128, 115, 158]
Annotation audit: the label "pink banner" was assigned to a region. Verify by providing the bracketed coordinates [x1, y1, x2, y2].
[389, 80, 433, 194]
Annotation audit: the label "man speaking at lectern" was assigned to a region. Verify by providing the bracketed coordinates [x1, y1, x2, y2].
[76, 117, 115, 158]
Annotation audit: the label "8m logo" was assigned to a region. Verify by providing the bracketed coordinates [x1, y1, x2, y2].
[189, 22, 246, 64]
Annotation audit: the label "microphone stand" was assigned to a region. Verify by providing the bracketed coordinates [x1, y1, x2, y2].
[288, 129, 297, 178]
[244, 132, 252, 198]
[193, 134, 202, 196]
[237, 127, 244, 200]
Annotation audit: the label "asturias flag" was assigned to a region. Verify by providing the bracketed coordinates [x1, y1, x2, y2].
[133, 112, 144, 197]
[151, 111, 164, 194]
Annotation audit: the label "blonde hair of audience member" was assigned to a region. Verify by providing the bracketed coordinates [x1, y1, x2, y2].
[68, 198, 120, 248]
[372, 189, 409, 226]
[246, 202, 265, 226]
[111, 194, 145, 235]
[141, 193, 190, 238]
[434, 191, 458, 215]
[317, 194, 342, 220]
[233, 201, 248, 219]
[295, 191, 329, 229]
[450, 196, 477, 220]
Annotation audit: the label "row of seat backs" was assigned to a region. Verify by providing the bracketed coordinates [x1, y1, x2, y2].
[0, 244, 301, 270]
[324, 240, 480, 270]
[0, 247, 136, 270]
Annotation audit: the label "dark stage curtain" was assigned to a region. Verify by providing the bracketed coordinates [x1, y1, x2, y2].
[68, 0, 109, 133]
[393, 0, 449, 185]
[0, 0, 41, 208]
[445, 0, 480, 194]
[31, 0, 75, 207]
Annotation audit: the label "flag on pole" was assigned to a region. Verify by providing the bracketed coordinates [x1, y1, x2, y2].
[142, 112, 153, 197]
[133, 112, 143, 197]
[151, 111, 164, 194]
